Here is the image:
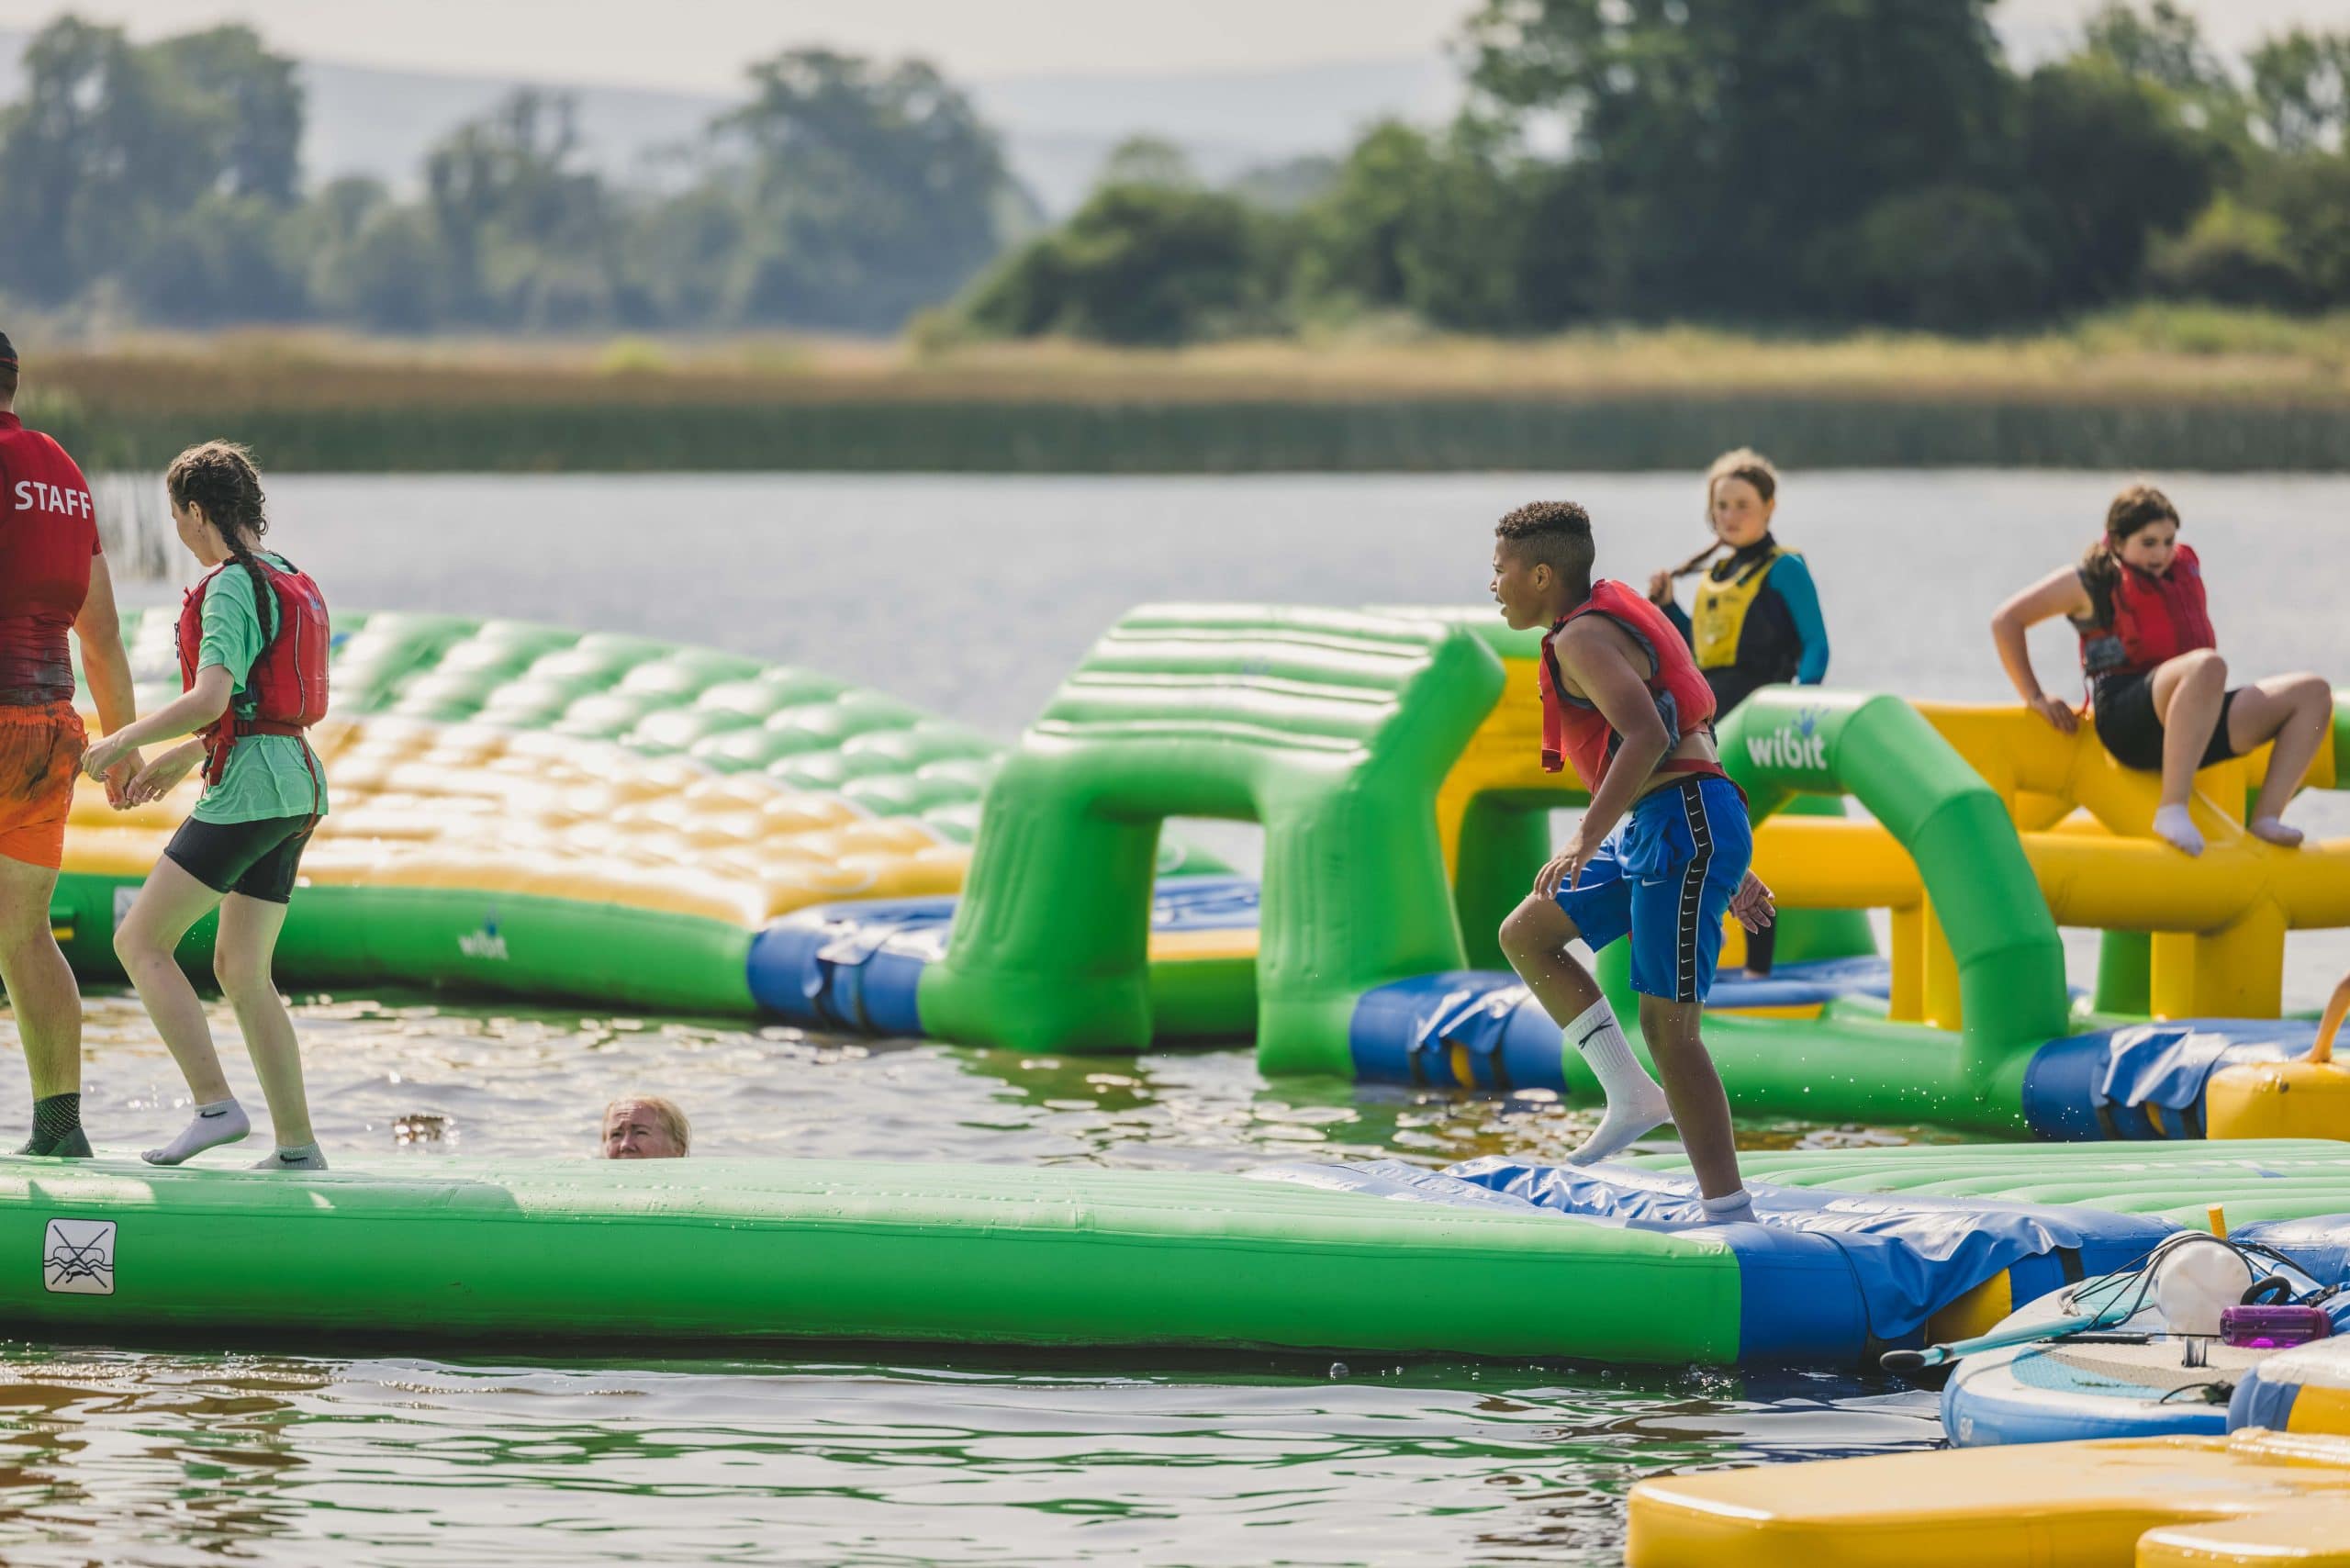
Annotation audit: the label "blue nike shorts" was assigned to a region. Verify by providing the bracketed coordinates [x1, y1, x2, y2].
[1553, 773, 1753, 1004]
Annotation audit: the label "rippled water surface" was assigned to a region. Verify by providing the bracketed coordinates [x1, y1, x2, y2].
[14, 468, 2347, 1563]
[0, 1347, 1935, 1567]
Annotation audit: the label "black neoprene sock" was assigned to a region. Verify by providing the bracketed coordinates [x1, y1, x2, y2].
[17, 1092, 92, 1158]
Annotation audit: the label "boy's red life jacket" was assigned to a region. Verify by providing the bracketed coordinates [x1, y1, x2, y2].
[1538, 579, 1721, 794]
[176, 553, 330, 786]
[2076, 542, 2215, 681]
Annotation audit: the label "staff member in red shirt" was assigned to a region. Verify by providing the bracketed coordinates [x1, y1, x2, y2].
[0, 330, 141, 1157]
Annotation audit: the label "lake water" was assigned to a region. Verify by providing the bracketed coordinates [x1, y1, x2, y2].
[6, 468, 2343, 1565]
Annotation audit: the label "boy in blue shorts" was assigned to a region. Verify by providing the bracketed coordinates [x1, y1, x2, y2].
[1489, 501, 1774, 1222]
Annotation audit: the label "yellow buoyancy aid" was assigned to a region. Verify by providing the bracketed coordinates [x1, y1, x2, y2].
[1690, 544, 1792, 671]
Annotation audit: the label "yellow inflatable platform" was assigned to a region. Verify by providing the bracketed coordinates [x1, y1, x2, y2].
[1627, 1429, 2350, 1567]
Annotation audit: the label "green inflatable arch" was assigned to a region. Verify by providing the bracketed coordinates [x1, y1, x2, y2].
[919, 605, 1504, 1058]
[1712, 689, 2073, 1092]
[926, 607, 2078, 1128]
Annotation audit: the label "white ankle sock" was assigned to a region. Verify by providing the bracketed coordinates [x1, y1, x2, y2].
[252, 1143, 328, 1171]
[1562, 999, 1673, 1166]
[142, 1099, 250, 1165]
[2152, 804, 2204, 857]
[1701, 1189, 1757, 1225]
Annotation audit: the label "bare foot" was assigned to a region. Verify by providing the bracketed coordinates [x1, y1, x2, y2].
[2250, 815, 2305, 848]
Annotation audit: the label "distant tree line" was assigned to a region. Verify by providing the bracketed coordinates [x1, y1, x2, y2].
[11, 3, 2350, 344]
[961, 0, 2350, 342]
[0, 17, 1029, 334]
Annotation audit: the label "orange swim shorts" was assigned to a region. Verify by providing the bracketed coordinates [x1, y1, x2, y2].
[0, 700, 85, 870]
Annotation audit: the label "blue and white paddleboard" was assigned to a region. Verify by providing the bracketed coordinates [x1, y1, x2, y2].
[1942, 1290, 2261, 1447]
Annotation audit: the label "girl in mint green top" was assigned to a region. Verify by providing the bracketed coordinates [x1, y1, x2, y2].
[81, 441, 330, 1172]
[186, 549, 330, 824]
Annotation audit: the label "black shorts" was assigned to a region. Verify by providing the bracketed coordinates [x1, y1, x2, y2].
[163, 813, 315, 903]
[2092, 671, 2241, 774]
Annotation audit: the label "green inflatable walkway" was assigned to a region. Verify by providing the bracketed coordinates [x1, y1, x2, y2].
[9, 1141, 2347, 1362]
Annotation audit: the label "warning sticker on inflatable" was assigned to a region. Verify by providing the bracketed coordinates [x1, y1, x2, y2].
[43, 1218, 116, 1295]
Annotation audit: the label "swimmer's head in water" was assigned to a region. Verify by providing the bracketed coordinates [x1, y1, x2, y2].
[1492, 501, 1595, 631]
[602, 1095, 690, 1159]
[1704, 448, 1778, 550]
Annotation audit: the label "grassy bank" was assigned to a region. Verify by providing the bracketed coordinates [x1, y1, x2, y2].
[26, 310, 2350, 472]
[32, 393, 2350, 474]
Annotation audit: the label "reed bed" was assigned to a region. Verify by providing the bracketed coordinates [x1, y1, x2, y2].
[26, 310, 2350, 472]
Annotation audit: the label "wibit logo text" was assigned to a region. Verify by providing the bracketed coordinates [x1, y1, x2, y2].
[459, 928, 509, 960]
[1746, 724, 1828, 771]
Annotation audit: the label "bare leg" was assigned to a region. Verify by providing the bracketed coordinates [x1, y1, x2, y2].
[0, 854, 80, 1101]
[213, 894, 313, 1148]
[1638, 994, 1744, 1201]
[1498, 895, 1603, 1025]
[2229, 672, 2334, 844]
[2319, 974, 2350, 1059]
[114, 857, 234, 1104]
[2149, 649, 2228, 812]
[1500, 895, 1672, 1160]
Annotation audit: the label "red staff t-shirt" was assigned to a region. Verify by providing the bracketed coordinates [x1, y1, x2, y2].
[0, 412, 99, 705]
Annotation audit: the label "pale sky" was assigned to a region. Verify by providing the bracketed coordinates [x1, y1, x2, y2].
[0, 0, 1474, 84]
[0, 0, 2344, 87]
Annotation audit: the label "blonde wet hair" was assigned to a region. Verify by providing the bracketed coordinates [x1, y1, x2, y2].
[601, 1094, 691, 1155]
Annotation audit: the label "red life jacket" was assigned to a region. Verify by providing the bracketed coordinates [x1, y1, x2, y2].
[1538, 578, 1721, 794]
[177, 553, 330, 786]
[2076, 542, 2216, 681]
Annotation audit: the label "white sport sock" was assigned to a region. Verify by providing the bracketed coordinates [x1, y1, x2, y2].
[2152, 804, 2204, 857]
[141, 1099, 250, 1165]
[252, 1143, 328, 1171]
[1701, 1189, 1758, 1225]
[1562, 998, 1673, 1166]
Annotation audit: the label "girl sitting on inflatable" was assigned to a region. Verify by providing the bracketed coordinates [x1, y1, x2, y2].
[1648, 447, 1828, 974]
[1990, 483, 2333, 856]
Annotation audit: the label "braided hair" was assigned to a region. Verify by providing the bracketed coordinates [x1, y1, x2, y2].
[165, 442, 276, 643]
[2080, 484, 2179, 629]
[1668, 448, 1782, 580]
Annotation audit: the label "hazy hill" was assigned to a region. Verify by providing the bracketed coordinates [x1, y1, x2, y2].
[0, 29, 1453, 213]
[6, 5, 2316, 215]
[975, 56, 1457, 207]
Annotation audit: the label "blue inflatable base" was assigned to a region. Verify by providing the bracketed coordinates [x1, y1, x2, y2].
[747, 875, 1263, 1036]
[2020, 1018, 2328, 1141]
[1255, 1157, 2179, 1364]
[1347, 958, 1899, 1091]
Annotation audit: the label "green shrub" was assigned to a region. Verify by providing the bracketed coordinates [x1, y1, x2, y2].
[1817, 186, 2053, 332]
